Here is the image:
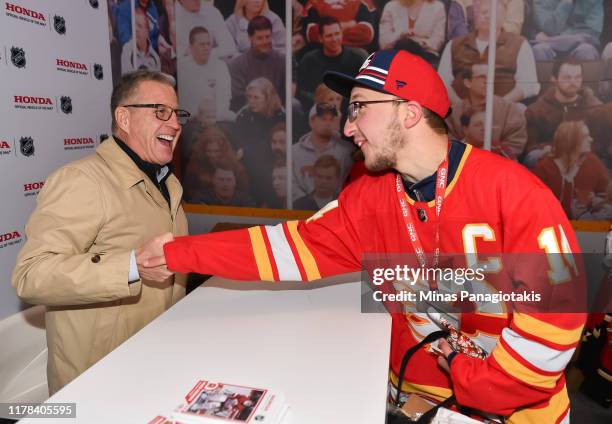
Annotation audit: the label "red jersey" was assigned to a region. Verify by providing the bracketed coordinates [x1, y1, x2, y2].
[166, 144, 585, 423]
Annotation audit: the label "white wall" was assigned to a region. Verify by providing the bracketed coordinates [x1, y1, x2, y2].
[0, 0, 112, 321]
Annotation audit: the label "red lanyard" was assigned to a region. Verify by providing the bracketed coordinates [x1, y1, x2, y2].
[394, 154, 449, 290]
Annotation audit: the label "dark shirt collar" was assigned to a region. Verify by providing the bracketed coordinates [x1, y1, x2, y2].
[113, 136, 170, 185]
[113, 136, 172, 206]
[403, 140, 466, 202]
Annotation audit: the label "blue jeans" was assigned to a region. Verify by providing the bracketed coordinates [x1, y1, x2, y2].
[531, 33, 600, 61]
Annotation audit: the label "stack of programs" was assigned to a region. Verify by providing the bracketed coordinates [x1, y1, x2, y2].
[170, 380, 289, 423]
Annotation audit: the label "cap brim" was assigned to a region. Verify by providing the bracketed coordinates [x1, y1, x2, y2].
[323, 71, 389, 99]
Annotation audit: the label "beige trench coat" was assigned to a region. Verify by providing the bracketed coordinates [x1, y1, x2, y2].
[12, 137, 188, 394]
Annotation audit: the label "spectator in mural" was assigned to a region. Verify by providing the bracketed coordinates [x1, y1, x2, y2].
[121, 6, 161, 73]
[529, 0, 603, 61]
[235, 78, 286, 205]
[464, 0, 524, 35]
[180, 98, 218, 163]
[297, 16, 368, 108]
[270, 122, 287, 161]
[226, 0, 286, 54]
[292, 0, 307, 56]
[533, 120, 609, 219]
[459, 110, 517, 160]
[446, 62, 527, 158]
[115, 0, 161, 49]
[265, 158, 289, 209]
[524, 57, 601, 167]
[302, 0, 377, 50]
[175, 0, 237, 60]
[446, 0, 469, 41]
[584, 102, 612, 172]
[229, 16, 286, 112]
[292, 103, 354, 199]
[158, 0, 177, 75]
[438, 0, 539, 104]
[378, 0, 446, 66]
[294, 155, 342, 210]
[313, 82, 344, 132]
[178, 26, 233, 122]
[197, 163, 256, 207]
[183, 126, 248, 203]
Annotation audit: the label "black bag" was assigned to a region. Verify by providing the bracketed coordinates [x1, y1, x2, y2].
[386, 330, 505, 423]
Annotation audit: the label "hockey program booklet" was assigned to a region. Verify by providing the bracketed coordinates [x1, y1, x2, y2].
[170, 380, 289, 424]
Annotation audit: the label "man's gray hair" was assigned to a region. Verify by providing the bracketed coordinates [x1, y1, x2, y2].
[110, 70, 175, 132]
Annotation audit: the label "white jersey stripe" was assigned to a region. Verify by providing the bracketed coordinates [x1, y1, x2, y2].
[502, 328, 575, 373]
[265, 225, 302, 280]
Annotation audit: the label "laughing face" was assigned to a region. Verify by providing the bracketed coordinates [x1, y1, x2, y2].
[124, 80, 181, 165]
[343, 86, 405, 172]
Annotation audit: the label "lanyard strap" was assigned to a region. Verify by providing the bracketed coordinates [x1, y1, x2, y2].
[394, 154, 449, 290]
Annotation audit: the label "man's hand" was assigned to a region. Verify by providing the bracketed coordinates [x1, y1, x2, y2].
[437, 338, 454, 374]
[136, 232, 174, 282]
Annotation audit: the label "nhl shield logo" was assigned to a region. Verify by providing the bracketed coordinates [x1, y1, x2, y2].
[93, 63, 103, 80]
[54, 15, 66, 35]
[19, 137, 34, 157]
[60, 96, 72, 114]
[10, 47, 26, 68]
[89, 0, 99, 9]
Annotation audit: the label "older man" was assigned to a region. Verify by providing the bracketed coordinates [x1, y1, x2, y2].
[12, 71, 190, 394]
[446, 62, 527, 159]
[438, 0, 540, 104]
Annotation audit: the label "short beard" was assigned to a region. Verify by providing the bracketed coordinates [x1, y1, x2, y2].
[365, 112, 404, 172]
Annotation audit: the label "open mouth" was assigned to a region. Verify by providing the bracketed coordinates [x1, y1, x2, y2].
[156, 134, 174, 147]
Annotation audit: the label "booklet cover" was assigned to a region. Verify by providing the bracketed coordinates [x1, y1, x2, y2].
[171, 380, 288, 424]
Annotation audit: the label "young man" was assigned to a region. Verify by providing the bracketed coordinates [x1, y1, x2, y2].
[143, 50, 584, 422]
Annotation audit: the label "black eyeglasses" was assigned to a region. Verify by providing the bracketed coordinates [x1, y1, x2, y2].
[347, 99, 407, 123]
[122, 103, 191, 125]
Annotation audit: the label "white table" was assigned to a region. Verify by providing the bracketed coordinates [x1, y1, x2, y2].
[21, 274, 391, 423]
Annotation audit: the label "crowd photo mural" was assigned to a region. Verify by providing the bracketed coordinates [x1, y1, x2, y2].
[106, 0, 611, 222]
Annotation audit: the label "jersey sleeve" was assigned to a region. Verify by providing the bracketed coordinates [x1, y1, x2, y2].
[449, 172, 586, 416]
[164, 186, 365, 282]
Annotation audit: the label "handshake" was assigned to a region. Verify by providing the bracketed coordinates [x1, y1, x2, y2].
[135, 232, 175, 282]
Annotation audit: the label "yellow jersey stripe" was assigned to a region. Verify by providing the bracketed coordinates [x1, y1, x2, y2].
[248, 226, 274, 280]
[513, 313, 583, 347]
[506, 384, 569, 424]
[286, 220, 321, 281]
[389, 370, 453, 402]
[493, 343, 560, 389]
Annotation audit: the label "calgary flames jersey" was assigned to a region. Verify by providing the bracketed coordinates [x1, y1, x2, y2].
[166, 144, 585, 423]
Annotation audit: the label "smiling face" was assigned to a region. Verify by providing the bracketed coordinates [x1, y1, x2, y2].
[247, 86, 266, 114]
[250, 29, 273, 55]
[121, 80, 181, 165]
[343, 86, 406, 172]
[321, 23, 342, 56]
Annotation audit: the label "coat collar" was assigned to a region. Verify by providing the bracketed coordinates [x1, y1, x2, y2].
[96, 137, 183, 214]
